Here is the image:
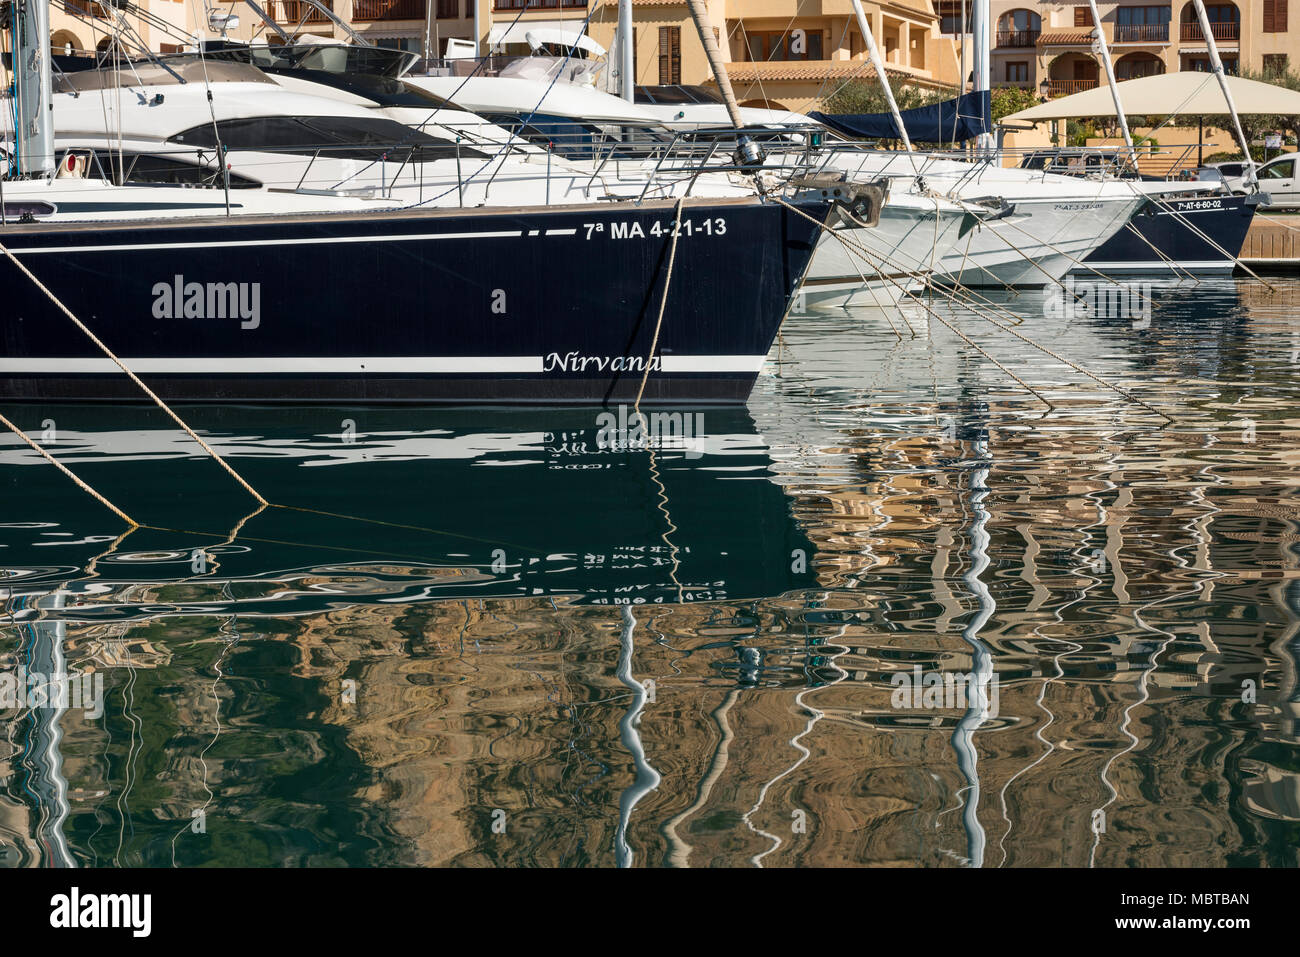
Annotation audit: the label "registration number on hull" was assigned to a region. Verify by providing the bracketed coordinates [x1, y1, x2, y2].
[584, 218, 728, 240]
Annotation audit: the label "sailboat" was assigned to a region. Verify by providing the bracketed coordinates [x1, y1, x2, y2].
[0, 2, 833, 405]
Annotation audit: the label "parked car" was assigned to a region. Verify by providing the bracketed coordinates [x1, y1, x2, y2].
[1202, 154, 1300, 207]
[1254, 152, 1300, 208]
[1199, 159, 1258, 192]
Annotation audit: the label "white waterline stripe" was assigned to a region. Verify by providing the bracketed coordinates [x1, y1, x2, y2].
[4, 230, 525, 256]
[0, 357, 545, 374]
[660, 355, 766, 373]
[0, 355, 767, 374]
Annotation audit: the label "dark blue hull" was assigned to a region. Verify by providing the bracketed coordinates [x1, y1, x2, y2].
[0, 197, 827, 404]
[1081, 193, 1255, 275]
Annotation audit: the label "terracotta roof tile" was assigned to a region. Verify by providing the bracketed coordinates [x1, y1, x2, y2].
[1038, 31, 1096, 45]
[721, 59, 910, 83]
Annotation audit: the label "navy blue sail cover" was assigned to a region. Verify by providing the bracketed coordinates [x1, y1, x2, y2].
[809, 90, 991, 143]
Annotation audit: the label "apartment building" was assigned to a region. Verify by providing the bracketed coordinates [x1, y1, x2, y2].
[118, 0, 961, 113]
[938, 0, 1299, 96]
[47, 0, 218, 56]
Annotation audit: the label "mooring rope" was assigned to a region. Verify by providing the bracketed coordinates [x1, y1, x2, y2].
[633, 195, 686, 418]
[0, 240, 269, 505]
[773, 198, 1055, 410]
[778, 196, 1177, 423]
[0, 411, 137, 526]
[1122, 221, 1199, 284]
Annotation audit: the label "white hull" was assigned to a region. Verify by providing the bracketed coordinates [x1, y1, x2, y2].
[800, 198, 968, 305]
[932, 195, 1142, 287]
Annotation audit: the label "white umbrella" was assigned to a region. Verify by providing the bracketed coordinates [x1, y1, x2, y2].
[1004, 71, 1300, 122]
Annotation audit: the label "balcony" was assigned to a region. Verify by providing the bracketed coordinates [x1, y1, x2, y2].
[353, 0, 425, 20]
[494, 0, 587, 9]
[63, 0, 126, 18]
[1113, 23, 1169, 42]
[995, 29, 1039, 47]
[1045, 78, 1099, 96]
[1179, 20, 1239, 41]
[273, 0, 332, 24]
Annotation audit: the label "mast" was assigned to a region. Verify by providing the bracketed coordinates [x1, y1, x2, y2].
[970, 0, 993, 152]
[849, 0, 912, 152]
[1190, 0, 1256, 189]
[684, 0, 761, 163]
[13, 0, 55, 177]
[618, 0, 634, 103]
[1086, 0, 1136, 168]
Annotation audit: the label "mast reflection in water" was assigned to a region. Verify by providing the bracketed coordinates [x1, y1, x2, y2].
[1, 277, 1299, 867]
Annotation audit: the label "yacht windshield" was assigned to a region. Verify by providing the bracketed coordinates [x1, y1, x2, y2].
[168, 115, 485, 161]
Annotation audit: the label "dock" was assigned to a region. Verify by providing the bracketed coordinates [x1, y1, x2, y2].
[1240, 211, 1300, 268]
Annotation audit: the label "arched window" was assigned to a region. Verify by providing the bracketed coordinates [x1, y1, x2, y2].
[1115, 52, 1166, 80]
[996, 9, 1041, 46]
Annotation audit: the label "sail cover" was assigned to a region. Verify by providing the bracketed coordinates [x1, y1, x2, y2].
[808, 91, 991, 144]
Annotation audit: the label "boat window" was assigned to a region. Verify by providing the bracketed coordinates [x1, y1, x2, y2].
[481, 113, 671, 159]
[481, 112, 605, 158]
[167, 116, 485, 161]
[636, 85, 723, 105]
[1, 201, 56, 219]
[77, 151, 261, 189]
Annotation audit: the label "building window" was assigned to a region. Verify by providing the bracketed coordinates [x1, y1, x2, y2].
[1184, 54, 1238, 73]
[1115, 52, 1165, 78]
[936, 1, 972, 34]
[1264, 0, 1288, 32]
[744, 29, 824, 61]
[1263, 53, 1289, 74]
[436, 0, 456, 18]
[995, 9, 1040, 46]
[1114, 5, 1170, 40]
[1074, 5, 1094, 26]
[1005, 61, 1029, 82]
[658, 26, 680, 84]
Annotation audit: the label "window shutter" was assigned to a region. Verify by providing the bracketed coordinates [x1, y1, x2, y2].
[1279, 0, 1289, 31]
[658, 27, 681, 85]
[1265, 0, 1275, 32]
[1074, 5, 1093, 26]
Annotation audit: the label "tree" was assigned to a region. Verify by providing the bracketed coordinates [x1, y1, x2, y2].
[990, 86, 1037, 123]
[821, 75, 956, 116]
[1200, 67, 1300, 158]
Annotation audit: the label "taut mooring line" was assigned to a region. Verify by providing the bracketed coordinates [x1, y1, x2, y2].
[0, 240, 269, 506]
[0, 411, 138, 526]
[773, 198, 1056, 411]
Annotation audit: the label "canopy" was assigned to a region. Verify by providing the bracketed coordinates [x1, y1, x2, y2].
[808, 91, 991, 143]
[525, 28, 606, 57]
[487, 20, 604, 55]
[1005, 71, 1300, 122]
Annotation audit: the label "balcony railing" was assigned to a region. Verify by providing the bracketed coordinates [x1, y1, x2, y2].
[1179, 20, 1239, 41]
[1113, 23, 1169, 42]
[274, 0, 332, 24]
[494, 0, 586, 9]
[995, 29, 1039, 47]
[64, 0, 126, 18]
[353, 0, 425, 20]
[1046, 78, 1099, 96]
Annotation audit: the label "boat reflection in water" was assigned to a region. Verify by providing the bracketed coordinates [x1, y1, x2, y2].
[2, 278, 1300, 868]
